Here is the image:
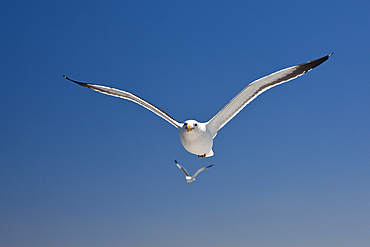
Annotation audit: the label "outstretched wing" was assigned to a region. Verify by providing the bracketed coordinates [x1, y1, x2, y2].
[192, 164, 213, 179]
[206, 53, 333, 138]
[174, 160, 189, 177]
[64, 76, 182, 129]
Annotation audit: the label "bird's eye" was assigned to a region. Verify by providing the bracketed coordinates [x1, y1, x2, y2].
[194, 123, 197, 127]
[184, 123, 187, 126]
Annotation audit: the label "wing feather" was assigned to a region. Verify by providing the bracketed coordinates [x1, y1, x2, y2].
[206, 54, 333, 137]
[192, 164, 213, 179]
[174, 160, 189, 176]
[64, 76, 182, 128]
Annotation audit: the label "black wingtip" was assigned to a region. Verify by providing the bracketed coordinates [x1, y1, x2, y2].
[297, 53, 333, 73]
[174, 159, 178, 164]
[63, 75, 89, 87]
[63, 75, 74, 82]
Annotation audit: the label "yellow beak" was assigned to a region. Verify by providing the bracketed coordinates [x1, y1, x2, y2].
[187, 125, 194, 132]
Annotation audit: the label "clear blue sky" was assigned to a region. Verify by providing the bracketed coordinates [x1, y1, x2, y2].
[1, 1, 369, 246]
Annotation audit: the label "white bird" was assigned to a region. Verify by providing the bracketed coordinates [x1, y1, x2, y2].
[64, 53, 332, 158]
[174, 160, 213, 183]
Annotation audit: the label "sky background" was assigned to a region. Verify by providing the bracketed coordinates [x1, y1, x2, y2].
[1, 1, 369, 246]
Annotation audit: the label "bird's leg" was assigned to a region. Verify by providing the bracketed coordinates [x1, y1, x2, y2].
[198, 154, 206, 158]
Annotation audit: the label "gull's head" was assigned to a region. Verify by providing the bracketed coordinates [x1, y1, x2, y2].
[183, 120, 203, 133]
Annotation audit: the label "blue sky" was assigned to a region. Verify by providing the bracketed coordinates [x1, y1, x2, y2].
[1, 0, 369, 246]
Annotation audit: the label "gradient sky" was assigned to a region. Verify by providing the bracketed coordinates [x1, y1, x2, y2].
[1, 1, 369, 246]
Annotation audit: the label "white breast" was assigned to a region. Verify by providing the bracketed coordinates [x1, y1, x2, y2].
[179, 121, 213, 156]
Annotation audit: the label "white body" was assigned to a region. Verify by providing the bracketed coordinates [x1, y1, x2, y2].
[179, 120, 214, 157]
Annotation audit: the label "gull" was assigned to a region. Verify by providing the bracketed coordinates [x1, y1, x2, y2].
[64, 53, 332, 158]
[174, 160, 213, 183]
